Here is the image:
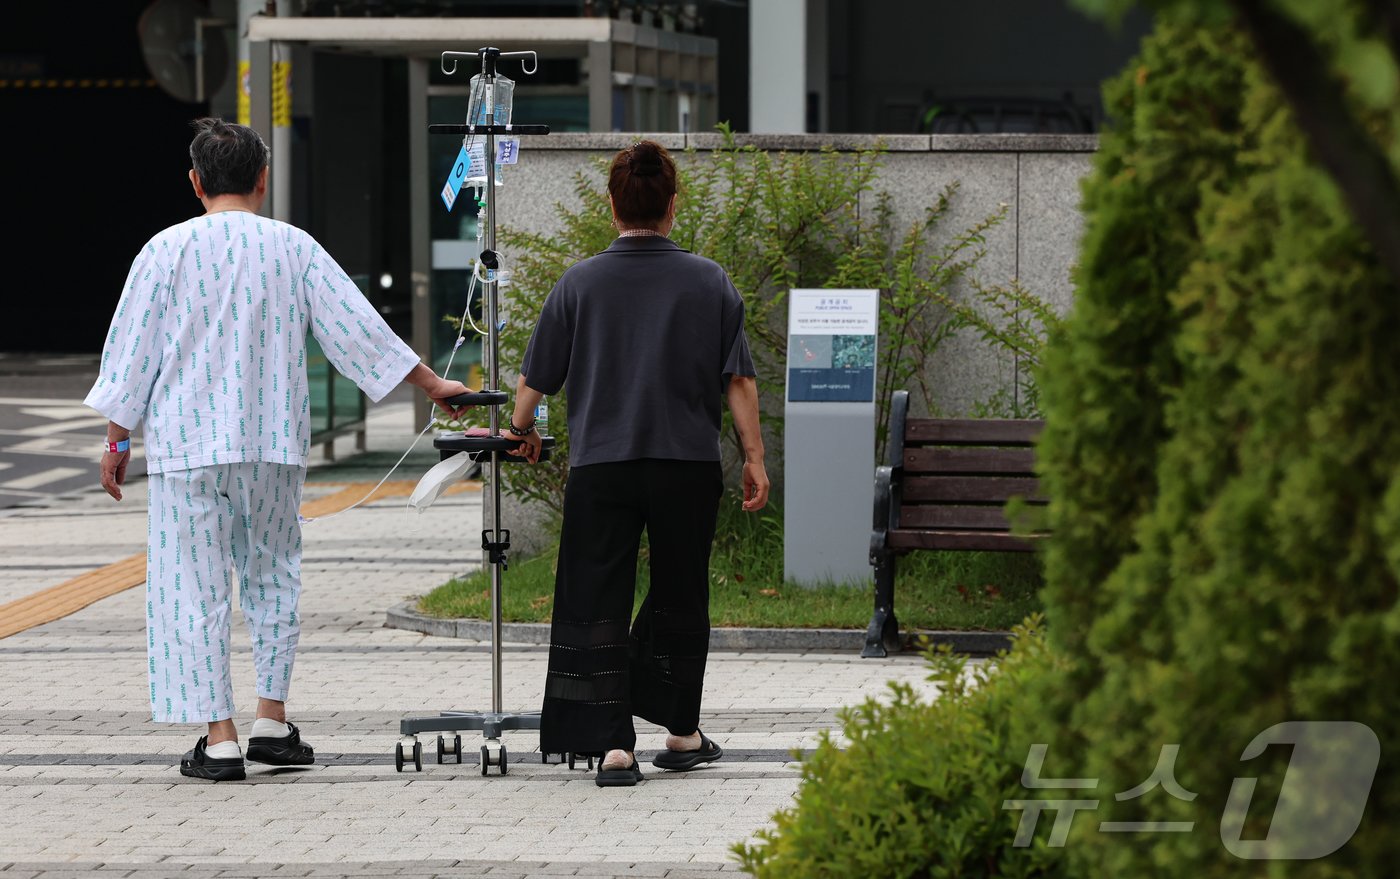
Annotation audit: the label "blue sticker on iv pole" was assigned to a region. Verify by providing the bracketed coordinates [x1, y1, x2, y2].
[440, 143, 473, 211]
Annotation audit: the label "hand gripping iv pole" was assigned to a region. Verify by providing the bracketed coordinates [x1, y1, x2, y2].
[393, 46, 564, 776]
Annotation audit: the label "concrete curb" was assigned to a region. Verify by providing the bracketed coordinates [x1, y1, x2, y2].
[385, 602, 1013, 656]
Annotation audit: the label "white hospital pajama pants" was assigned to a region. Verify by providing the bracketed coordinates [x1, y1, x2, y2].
[146, 462, 305, 723]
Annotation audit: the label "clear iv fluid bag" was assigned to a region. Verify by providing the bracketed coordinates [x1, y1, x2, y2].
[470, 73, 514, 125]
[465, 73, 514, 189]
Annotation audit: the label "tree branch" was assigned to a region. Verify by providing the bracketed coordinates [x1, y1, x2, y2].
[1233, 0, 1400, 285]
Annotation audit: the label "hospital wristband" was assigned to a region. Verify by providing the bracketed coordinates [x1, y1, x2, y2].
[103, 439, 131, 454]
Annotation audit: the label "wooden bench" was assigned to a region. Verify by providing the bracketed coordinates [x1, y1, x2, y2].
[864, 390, 1046, 657]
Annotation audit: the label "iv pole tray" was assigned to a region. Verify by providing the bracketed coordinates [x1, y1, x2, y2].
[434, 430, 556, 464]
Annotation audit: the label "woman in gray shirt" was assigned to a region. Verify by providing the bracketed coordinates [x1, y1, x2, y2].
[509, 140, 769, 787]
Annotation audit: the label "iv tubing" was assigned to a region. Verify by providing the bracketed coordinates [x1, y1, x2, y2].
[301, 268, 483, 524]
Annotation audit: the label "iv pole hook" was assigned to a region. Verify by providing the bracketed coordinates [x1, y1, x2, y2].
[440, 49, 538, 77]
[440, 51, 475, 76]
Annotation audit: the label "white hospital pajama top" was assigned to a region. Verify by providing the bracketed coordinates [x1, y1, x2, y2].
[84, 211, 417, 473]
[148, 462, 302, 723]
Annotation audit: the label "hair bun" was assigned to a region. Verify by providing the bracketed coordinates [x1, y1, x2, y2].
[630, 142, 663, 176]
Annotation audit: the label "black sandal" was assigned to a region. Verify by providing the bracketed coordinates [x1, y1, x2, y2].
[246, 721, 315, 766]
[596, 754, 644, 787]
[651, 731, 723, 771]
[180, 736, 246, 782]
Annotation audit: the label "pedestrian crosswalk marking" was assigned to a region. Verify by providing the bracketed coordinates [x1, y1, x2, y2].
[2, 436, 143, 460]
[0, 466, 86, 490]
[0, 397, 76, 406]
[18, 405, 99, 420]
[16, 416, 109, 436]
[7, 437, 70, 453]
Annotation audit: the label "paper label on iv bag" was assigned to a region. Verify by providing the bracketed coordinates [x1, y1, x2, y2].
[469, 140, 518, 170]
[466, 142, 488, 177]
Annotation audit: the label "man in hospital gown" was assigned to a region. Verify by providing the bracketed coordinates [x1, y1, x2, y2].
[85, 118, 472, 781]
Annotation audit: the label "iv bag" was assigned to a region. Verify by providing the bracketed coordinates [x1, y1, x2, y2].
[469, 73, 514, 125]
[462, 73, 515, 190]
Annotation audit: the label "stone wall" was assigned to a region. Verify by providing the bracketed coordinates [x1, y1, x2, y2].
[487, 132, 1097, 555]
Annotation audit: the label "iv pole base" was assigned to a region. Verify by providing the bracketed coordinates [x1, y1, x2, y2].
[394, 713, 588, 775]
[397, 712, 538, 776]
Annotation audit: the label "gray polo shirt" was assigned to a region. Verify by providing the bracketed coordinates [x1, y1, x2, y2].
[520, 236, 756, 467]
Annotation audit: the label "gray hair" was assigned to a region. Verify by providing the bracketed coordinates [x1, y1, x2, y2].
[188, 117, 270, 197]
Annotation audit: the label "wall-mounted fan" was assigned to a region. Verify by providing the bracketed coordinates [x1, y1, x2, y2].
[139, 0, 229, 103]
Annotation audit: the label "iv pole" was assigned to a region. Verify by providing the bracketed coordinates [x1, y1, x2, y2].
[393, 46, 562, 776]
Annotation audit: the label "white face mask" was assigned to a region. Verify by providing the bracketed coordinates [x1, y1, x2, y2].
[408, 452, 475, 513]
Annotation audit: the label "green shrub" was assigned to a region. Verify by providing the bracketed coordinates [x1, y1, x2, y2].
[1036, 8, 1400, 876]
[734, 619, 1069, 879]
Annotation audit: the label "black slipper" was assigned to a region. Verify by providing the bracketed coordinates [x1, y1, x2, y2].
[180, 736, 246, 781]
[651, 731, 723, 771]
[246, 721, 315, 766]
[595, 755, 644, 787]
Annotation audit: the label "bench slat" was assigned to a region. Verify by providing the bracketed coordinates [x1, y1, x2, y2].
[902, 475, 1046, 503]
[904, 447, 1037, 475]
[905, 418, 1044, 446]
[888, 529, 1041, 552]
[899, 505, 1016, 530]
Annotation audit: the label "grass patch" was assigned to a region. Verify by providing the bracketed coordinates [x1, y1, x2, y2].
[418, 492, 1043, 631]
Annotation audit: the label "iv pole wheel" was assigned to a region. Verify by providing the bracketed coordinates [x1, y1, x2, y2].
[394, 741, 404, 773]
[437, 734, 462, 764]
[479, 740, 507, 775]
[412, 740, 424, 772]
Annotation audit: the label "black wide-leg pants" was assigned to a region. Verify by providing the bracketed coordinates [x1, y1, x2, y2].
[540, 458, 723, 756]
